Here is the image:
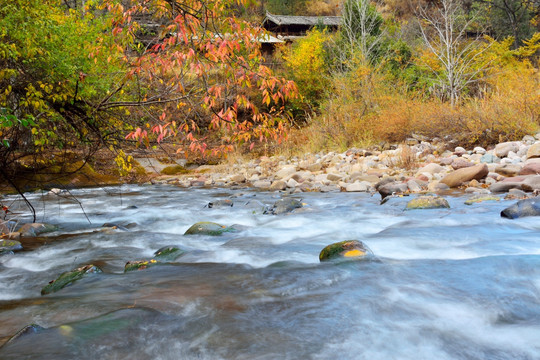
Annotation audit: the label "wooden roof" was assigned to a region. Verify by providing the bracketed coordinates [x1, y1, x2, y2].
[262, 12, 341, 28]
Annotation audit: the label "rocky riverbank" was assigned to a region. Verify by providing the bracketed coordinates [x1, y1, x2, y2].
[146, 134, 540, 199]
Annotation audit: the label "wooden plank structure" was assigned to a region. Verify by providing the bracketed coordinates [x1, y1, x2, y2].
[262, 12, 341, 41]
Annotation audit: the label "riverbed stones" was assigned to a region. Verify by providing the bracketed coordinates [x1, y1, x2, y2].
[319, 240, 373, 262]
[440, 164, 488, 188]
[378, 182, 408, 199]
[345, 182, 369, 192]
[451, 158, 474, 170]
[519, 159, 540, 175]
[269, 180, 287, 191]
[495, 142, 519, 158]
[405, 195, 450, 210]
[520, 175, 540, 192]
[495, 164, 522, 177]
[41, 264, 102, 295]
[184, 222, 236, 236]
[501, 197, 540, 219]
[526, 143, 540, 159]
[0, 239, 22, 254]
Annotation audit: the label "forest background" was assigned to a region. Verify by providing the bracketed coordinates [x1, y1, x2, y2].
[0, 0, 539, 191]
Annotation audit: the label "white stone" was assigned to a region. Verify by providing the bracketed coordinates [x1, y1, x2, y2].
[345, 182, 368, 192]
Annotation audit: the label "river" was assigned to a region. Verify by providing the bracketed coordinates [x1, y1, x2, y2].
[0, 185, 539, 359]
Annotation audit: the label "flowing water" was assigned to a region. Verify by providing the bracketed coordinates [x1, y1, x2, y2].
[0, 185, 539, 359]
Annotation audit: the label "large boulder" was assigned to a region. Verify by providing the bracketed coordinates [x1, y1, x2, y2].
[440, 164, 488, 188]
[501, 197, 540, 219]
[405, 196, 450, 210]
[41, 264, 102, 295]
[319, 240, 373, 262]
[184, 222, 236, 236]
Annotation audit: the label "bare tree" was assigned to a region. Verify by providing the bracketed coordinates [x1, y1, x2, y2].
[339, 0, 385, 66]
[417, 0, 492, 106]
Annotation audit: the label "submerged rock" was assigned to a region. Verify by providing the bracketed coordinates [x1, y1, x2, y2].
[3, 324, 45, 346]
[319, 240, 373, 262]
[266, 198, 303, 215]
[405, 196, 450, 210]
[207, 199, 233, 208]
[184, 222, 236, 236]
[41, 264, 102, 295]
[0, 239, 22, 254]
[501, 197, 540, 219]
[124, 259, 160, 272]
[153, 246, 185, 261]
[18, 223, 57, 237]
[464, 195, 500, 205]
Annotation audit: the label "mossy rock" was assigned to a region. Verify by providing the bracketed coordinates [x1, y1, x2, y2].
[464, 195, 500, 205]
[319, 240, 373, 262]
[4, 323, 45, 345]
[41, 264, 102, 295]
[161, 165, 189, 175]
[124, 259, 161, 272]
[0, 239, 22, 254]
[405, 196, 450, 210]
[184, 222, 236, 236]
[153, 246, 185, 261]
[18, 223, 58, 237]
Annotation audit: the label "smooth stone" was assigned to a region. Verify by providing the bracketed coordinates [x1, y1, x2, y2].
[326, 173, 343, 182]
[519, 160, 540, 175]
[526, 143, 540, 159]
[495, 142, 519, 158]
[440, 164, 488, 188]
[275, 165, 297, 179]
[451, 158, 474, 170]
[495, 164, 522, 177]
[319, 240, 373, 262]
[378, 182, 408, 199]
[184, 222, 236, 236]
[521, 176, 540, 192]
[405, 196, 450, 210]
[286, 178, 299, 188]
[230, 174, 246, 183]
[415, 163, 444, 176]
[481, 153, 499, 163]
[320, 184, 340, 192]
[505, 189, 529, 200]
[269, 180, 287, 191]
[154, 246, 185, 261]
[464, 195, 500, 205]
[407, 180, 422, 192]
[523, 135, 536, 144]
[267, 198, 303, 215]
[252, 180, 272, 189]
[473, 147, 486, 154]
[489, 182, 523, 193]
[41, 264, 102, 295]
[501, 197, 540, 219]
[345, 182, 368, 192]
[207, 199, 233, 208]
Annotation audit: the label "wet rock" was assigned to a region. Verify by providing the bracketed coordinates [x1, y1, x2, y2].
[520, 175, 540, 192]
[405, 195, 450, 210]
[0, 239, 22, 255]
[41, 264, 102, 295]
[4, 324, 45, 346]
[495, 142, 519, 158]
[440, 164, 488, 188]
[18, 223, 57, 237]
[501, 197, 540, 219]
[504, 189, 529, 200]
[378, 182, 408, 199]
[464, 194, 500, 205]
[184, 222, 236, 236]
[153, 246, 186, 261]
[319, 240, 373, 262]
[266, 198, 303, 215]
[124, 259, 160, 272]
[207, 199, 233, 208]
